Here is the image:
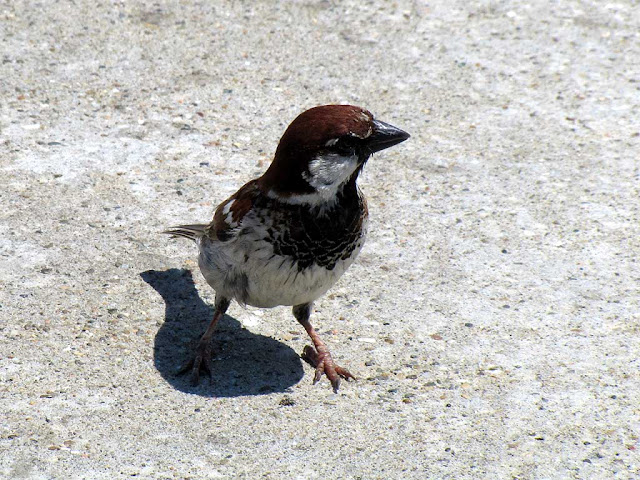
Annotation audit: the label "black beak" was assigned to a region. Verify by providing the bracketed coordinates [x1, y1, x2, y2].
[366, 119, 410, 154]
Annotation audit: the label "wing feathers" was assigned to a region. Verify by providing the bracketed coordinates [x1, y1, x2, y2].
[164, 180, 261, 243]
[162, 224, 207, 241]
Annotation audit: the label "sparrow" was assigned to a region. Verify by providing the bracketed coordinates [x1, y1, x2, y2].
[165, 104, 409, 392]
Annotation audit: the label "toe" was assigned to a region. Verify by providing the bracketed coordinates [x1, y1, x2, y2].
[189, 359, 202, 386]
[301, 347, 355, 391]
[178, 342, 214, 386]
[313, 358, 325, 384]
[177, 358, 195, 376]
[330, 376, 341, 393]
[301, 345, 319, 366]
[335, 366, 356, 381]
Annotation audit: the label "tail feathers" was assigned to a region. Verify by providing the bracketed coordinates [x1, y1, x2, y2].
[163, 224, 207, 241]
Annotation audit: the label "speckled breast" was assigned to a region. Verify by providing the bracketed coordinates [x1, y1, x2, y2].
[234, 190, 368, 307]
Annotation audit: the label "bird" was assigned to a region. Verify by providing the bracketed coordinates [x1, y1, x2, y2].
[164, 104, 409, 392]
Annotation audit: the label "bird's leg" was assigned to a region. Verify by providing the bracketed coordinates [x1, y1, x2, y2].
[179, 296, 230, 386]
[293, 303, 356, 393]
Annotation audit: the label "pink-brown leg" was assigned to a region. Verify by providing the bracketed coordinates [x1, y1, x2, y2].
[293, 303, 356, 393]
[179, 296, 230, 385]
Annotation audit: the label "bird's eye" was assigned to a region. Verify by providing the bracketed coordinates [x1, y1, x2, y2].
[333, 136, 358, 156]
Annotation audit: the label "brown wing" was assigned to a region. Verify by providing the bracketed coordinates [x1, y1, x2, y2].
[205, 180, 261, 242]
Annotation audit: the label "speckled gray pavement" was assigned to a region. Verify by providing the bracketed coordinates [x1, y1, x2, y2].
[2, 1, 639, 479]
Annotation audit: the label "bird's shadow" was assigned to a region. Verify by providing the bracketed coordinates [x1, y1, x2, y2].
[140, 268, 304, 397]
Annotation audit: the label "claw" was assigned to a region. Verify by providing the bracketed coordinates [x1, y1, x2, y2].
[301, 345, 355, 392]
[177, 341, 214, 386]
[330, 376, 341, 393]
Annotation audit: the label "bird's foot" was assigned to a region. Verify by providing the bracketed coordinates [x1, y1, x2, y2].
[177, 340, 214, 386]
[301, 345, 355, 393]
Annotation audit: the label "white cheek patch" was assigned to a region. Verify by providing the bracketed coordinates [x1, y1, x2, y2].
[222, 199, 235, 224]
[270, 153, 361, 208]
[303, 153, 359, 192]
[222, 200, 234, 215]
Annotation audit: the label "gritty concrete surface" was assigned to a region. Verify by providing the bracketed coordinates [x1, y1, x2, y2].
[1, 1, 639, 478]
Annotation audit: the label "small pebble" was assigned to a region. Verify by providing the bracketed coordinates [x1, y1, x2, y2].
[279, 396, 295, 406]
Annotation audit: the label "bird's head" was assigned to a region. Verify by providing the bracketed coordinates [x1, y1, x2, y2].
[258, 105, 410, 205]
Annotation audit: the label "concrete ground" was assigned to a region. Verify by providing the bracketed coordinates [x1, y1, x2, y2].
[1, 1, 639, 478]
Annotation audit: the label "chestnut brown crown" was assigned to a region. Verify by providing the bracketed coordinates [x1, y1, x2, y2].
[258, 105, 409, 197]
